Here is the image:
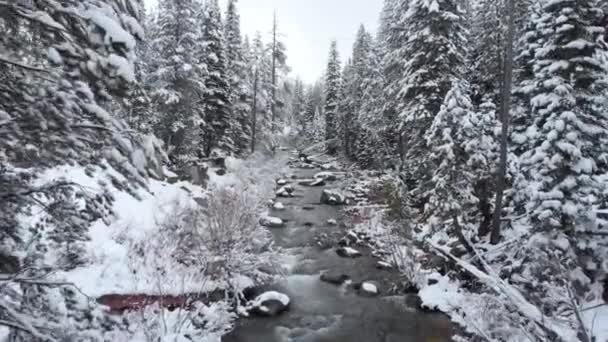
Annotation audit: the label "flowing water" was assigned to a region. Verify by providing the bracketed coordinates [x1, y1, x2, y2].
[223, 162, 453, 342]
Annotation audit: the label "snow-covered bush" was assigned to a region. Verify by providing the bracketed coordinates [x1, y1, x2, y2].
[105, 302, 235, 342]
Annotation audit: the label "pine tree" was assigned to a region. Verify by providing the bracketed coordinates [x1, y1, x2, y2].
[340, 25, 373, 160]
[358, 39, 388, 168]
[224, 0, 251, 155]
[399, 0, 468, 190]
[0, 1, 159, 340]
[149, 0, 203, 165]
[520, 0, 608, 233]
[424, 81, 478, 230]
[323, 40, 341, 154]
[200, 0, 234, 157]
[292, 78, 307, 135]
[468, 0, 506, 104]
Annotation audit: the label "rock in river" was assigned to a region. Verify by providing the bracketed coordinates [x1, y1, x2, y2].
[359, 281, 381, 297]
[336, 246, 362, 258]
[320, 272, 350, 285]
[276, 185, 295, 197]
[249, 291, 290, 317]
[320, 189, 346, 205]
[260, 216, 284, 228]
[314, 171, 338, 182]
[273, 202, 286, 211]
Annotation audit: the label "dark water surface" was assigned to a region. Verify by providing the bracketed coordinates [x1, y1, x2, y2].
[223, 165, 453, 342]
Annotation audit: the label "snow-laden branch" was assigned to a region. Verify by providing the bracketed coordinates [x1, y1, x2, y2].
[429, 241, 578, 341]
[0, 54, 49, 73]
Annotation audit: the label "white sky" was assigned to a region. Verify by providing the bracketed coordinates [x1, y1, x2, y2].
[144, 0, 383, 83]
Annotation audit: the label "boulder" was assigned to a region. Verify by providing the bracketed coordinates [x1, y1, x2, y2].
[277, 179, 288, 186]
[320, 189, 346, 205]
[276, 185, 295, 198]
[249, 291, 290, 317]
[273, 202, 286, 211]
[359, 281, 381, 297]
[327, 219, 338, 226]
[320, 272, 350, 285]
[215, 169, 227, 176]
[299, 178, 325, 187]
[336, 246, 362, 258]
[300, 163, 316, 169]
[260, 216, 284, 228]
[338, 231, 360, 247]
[314, 172, 338, 182]
[376, 261, 392, 270]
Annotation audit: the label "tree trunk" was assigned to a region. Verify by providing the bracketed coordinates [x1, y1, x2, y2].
[490, 0, 516, 245]
[271, 12, 277, 134]
[251, 69, 258, 153]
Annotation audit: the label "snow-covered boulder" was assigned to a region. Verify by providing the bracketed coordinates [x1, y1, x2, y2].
[339, 231, 360, 246]
[314, 172, 338, 182]
[336, 246, 362, 258]
[260, 216, 284, 228]
[249, 291, 290, 317]
[273, 202, 286, 211]
[300, 163, 316, 169]
[276, 185, 295, 197]
[299, 178, 325, 187]
[320, 272, 350, 285]
[359, 281, 380, 297]
[320, 162, 338, 171]
[376, 261, 392, 270]
[320, 189, 346, 205]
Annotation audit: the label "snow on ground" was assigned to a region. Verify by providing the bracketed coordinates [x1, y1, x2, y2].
[29, 152, 286, 298]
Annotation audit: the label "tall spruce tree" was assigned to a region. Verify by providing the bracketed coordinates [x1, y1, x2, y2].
[200, 0, 233, 157]
[399, 0, 468, 193]
[323, 40, 341, 154]
[224, 0, 250, 155]
[519, 0, 608, 234]
[149, 0, 203, 165]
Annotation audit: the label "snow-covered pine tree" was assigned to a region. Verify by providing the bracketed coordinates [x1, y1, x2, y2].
[248, 31, 274, 151]
[398, 0, 468, 193]
[358, 39, 389, 168]
[148, 0, 204, 165]
[200, 0, 234, 157]
[0, 1, 160, 340]
[292, 77, 307, 135]
[424, 80, 478, 233]
[341, 25, 373, 160]
[520, 0, 608, 234]
[224, 0, 251, 155]
[339, 59, 355, 156]
[511, 1, 545, 157]
[468, 0, 506, 105]
[380, 0, 410, 162]
[323, 40, 341, 154]
[302, 84, 318, 142]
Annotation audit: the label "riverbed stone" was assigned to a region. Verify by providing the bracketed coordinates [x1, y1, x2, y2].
[320, 189, 346, 205]
[359, 281, 381, 297]
[249, 291, 290, 317]
[260, 216, 284, 228]
[314, 171, 338, 182]
[320, 272, 350, 285]
[336, 246, 362, 258]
